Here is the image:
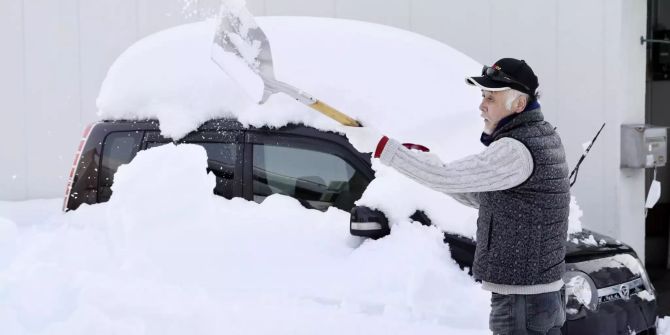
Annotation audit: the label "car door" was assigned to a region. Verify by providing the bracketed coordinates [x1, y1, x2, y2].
[143, 130, 244, 199]
[245, 129, 373, 212]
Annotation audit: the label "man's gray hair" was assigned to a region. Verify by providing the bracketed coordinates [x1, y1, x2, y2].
[504, 89, 530, 111]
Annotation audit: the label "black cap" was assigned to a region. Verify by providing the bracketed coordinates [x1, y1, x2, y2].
[466, 58, 539, 98]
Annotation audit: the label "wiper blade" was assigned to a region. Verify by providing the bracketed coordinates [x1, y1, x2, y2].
[569, 123, 606, 187]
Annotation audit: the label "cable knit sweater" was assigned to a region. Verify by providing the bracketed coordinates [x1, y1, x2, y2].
[375, 109, 569, 294]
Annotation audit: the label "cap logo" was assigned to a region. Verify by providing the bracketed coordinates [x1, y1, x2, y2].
[492, 64, 501, 70]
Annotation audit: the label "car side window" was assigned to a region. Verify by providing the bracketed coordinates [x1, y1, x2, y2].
[98, 131, 143, 202]
[252, 143, 369, 211]
[145, 141, 238, 199]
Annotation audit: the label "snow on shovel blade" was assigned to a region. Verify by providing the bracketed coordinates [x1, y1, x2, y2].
[211, 0, 361, 127]
[211, 1, 271, 103]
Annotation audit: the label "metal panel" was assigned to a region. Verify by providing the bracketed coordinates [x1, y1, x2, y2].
[0, 0, 27, 200]
[23, 0, 82, 199]
[410, 0, 491, 65]
[265, 0, 335, 17]
[137, 0, 201, 37]
[607, 0, 648, 262]
[243, 0, 266, 16]
[336, 0, 410, 29]
[79, 0, 139, 126]
[621, 125, 668, 168]
[194, 0, 266, 16]
[557, 0, 604, 130]
[557, 0, 610, 238]
[489, 0, 558, 121]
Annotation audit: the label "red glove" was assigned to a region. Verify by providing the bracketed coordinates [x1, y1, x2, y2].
[402, 143, 430, 152]
[374, 136, 430, 158]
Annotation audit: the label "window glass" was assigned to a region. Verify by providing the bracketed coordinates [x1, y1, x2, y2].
[253, 144, 369, 211]
[146, 141, 166, 149]
[99, 132, 143, 201]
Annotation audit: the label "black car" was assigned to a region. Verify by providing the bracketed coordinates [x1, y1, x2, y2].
[63, 119, 659, 334]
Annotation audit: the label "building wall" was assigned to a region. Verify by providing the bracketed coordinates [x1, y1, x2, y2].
[0, 0, 648, 259]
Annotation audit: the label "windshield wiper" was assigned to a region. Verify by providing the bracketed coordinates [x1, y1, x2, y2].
[569, 123, 606, 187]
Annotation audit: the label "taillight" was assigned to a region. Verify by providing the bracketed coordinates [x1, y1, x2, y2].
[62, 123, 97, 212]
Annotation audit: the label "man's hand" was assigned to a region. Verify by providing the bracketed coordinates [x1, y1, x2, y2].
[340, 126, 385, 154]
[341, 126, 433, 161]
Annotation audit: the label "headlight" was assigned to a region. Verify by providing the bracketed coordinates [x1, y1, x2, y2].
[563, 271, 598, 313]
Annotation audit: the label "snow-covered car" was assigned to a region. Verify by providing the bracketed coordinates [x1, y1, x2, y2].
[63, 117, 658, 334]
[62, 16, 660, 333]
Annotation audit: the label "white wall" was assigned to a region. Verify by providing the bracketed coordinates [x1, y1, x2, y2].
[0, 0, 648, 259]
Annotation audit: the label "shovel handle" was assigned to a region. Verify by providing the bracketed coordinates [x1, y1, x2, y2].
[309, 100, 361, 127]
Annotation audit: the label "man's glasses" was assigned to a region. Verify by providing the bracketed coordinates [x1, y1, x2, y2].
[482, 66, 531, 92]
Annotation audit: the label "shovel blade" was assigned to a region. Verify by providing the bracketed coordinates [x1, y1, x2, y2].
[211, 1, 275, 103]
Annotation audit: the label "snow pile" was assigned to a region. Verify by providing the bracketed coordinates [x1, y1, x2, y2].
[571, 234, 598, 246]
[0, 218, 18, 269]
[97, 17, 483, 155]
[659, 316, 670, 335]
[0, 144, 490, 334]
[0, 198, 63, 228]
[96, 20, 250, 139]
[568, 196, 583, 235]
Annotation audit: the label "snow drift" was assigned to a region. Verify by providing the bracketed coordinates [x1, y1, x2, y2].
[0, 145, 490, 334]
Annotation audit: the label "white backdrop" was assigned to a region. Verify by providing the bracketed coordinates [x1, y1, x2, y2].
[0, 0, 648, 259]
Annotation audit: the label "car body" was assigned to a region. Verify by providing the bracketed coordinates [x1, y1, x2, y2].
[64, 118, 659, 334]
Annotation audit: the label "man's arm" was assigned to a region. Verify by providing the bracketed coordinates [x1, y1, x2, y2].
[374, 137, 533, 194]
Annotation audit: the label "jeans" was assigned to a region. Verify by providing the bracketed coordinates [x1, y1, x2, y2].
[489, 290, 566, 335]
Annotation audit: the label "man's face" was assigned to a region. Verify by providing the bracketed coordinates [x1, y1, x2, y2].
[479, 90, 514, 134]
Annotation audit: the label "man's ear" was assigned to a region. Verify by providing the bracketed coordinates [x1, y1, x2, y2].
[514, 95, 528, 113]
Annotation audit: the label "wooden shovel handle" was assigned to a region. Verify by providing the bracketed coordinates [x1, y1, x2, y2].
[309, 100, 361, 127]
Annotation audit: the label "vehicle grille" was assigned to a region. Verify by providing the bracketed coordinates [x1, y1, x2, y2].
[596, 277, 645, 303]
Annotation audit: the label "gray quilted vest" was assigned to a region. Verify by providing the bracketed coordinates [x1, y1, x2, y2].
[472, 108, 570, 286]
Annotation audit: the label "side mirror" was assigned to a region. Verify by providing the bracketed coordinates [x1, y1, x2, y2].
[409, 210, 432, 227]
[350, 206, 390, 239]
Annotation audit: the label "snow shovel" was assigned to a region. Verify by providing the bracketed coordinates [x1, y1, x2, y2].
[211, 2, 361, 127]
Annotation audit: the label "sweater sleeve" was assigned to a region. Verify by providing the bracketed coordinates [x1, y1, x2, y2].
[378, 137, 533, 194]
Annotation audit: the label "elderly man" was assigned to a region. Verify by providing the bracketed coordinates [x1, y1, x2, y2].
[362, 58, 570, 334]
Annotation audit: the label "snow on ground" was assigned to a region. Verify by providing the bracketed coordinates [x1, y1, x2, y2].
[659, 317, 670, 335]
[0, 199, 62, 228]
[0, 144, 490, 334]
